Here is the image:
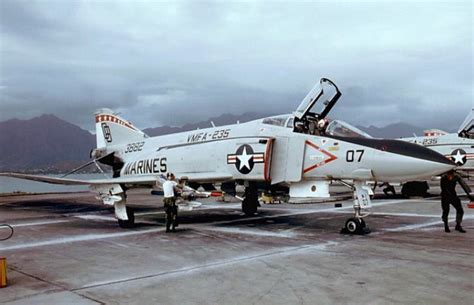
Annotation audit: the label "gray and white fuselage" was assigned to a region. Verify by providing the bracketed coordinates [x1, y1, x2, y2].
[97, 114, 454, 188]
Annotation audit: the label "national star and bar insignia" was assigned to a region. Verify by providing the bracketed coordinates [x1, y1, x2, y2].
[227, 144, 265, 174]
[450, 149, 467, 166]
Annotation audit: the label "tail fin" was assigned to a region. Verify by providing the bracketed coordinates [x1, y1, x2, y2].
[95, 108, 148, 148]
[458, 108, 473, 138]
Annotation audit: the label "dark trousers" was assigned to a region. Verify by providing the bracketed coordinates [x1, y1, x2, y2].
[441, 195, 464, 224]
[164, 197, 178, 230]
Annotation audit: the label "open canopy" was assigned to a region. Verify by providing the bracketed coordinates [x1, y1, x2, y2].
[294, 78, 341, 121]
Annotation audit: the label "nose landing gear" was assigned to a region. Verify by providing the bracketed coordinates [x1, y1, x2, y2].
[341, 182, 371, 235]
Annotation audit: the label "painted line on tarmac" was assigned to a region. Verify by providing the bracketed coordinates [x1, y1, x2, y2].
[73, 240, 339, 291]
[333, 211, 443, 218]
[385, 215, 474, 232]
[195, 226, 298, 238]
[74, 215, 117, 222]
[10, 219, 71, 228]
[0, 227, 165, 251]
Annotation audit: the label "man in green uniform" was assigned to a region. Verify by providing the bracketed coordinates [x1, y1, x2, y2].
[440, 170, 473, 233]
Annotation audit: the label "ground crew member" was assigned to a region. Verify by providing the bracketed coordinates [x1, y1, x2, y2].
[381, 182, 396, 197]
[163, 173, 178, 232]
[440, 170, 473, 233]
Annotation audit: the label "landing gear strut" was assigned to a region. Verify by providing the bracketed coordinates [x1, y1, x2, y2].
[113, 192, 135, 229]
[341, 182, 371, 235]
[242, 182, 259, 216]
[118, 206, 135, 228]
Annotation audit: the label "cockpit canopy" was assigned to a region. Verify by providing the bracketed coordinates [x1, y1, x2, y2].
[325, 120, 372, 138]
[262, 114, 372, 139]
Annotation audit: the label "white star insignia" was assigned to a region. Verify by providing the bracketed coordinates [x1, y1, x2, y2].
[237, 146, 252, 170]
[452, 150, 465, 165]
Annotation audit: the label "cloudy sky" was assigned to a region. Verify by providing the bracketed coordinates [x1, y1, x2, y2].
[0, 0, 472, 131]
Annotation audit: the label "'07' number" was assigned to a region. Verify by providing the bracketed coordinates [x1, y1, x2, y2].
[346, 149, 364, 162]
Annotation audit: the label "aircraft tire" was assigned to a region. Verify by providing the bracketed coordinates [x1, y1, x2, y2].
[344, 217, 364, 234]
[242, 198, 258, 216]
[118, 207, 135, 228]
[401, 181, 429, 198]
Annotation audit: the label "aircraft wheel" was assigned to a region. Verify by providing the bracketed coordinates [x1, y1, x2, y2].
[344, 217, 364, 234]
[401, 181, 429, 198]
[242, 183, 258, 216]
[118, 207, 135, 228]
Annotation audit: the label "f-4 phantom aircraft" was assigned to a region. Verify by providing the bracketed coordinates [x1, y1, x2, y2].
[398, 108, 474, 196]
[1, 78, 455, 234]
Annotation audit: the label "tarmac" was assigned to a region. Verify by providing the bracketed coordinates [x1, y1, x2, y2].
[0, 186, 473, 305]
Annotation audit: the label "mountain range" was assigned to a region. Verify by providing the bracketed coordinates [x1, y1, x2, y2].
[0, 113, 441, 172]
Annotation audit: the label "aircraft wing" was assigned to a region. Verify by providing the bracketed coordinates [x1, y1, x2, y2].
[0, 172, 233, 187]
[0, 173, 94, 185]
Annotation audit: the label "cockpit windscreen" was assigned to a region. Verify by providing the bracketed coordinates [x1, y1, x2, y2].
[262, 115, 290, 127]
[325, 120, 372, 138]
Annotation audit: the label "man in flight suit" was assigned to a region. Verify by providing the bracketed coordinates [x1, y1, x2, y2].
[163, 173, 178, 232]
[440, 170, 473, 233]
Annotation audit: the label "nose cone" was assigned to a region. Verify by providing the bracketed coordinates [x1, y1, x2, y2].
[374, 139, 455, 166]
[376, 139, 456, 180]
[335, 137, 456, 181]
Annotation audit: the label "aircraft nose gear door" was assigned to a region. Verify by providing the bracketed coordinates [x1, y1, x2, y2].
[341, 181, 372, 235]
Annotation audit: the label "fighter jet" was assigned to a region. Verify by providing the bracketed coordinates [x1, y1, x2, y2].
[0, 78, 455, 234]
[399, 109, 474, 196]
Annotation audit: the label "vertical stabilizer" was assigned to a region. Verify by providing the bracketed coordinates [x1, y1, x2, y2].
[458, 108, 473, 138]
[95, 109, 147, 148]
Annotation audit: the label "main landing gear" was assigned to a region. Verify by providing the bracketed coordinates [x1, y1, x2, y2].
[341, 182, 371, 235]
[114, 192, 135, 229]
[242, 182, 260, 216]
[93, 184, 136, 229]
[117, 206, 135, 228]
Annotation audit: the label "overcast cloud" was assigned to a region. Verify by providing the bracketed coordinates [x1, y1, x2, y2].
[0, 0, 472, 131]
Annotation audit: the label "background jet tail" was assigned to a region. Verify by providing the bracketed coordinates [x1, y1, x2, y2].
[458, 108, 473, 138]
[94, 108, 148, 148]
